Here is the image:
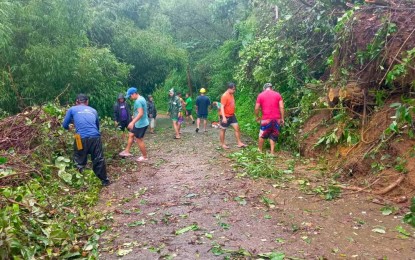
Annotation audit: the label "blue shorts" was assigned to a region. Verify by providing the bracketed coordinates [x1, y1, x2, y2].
[130, 125, 148, 139]
[197, 114, 208, 119]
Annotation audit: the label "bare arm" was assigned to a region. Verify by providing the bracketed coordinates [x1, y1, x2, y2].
[279, 100, 285, 124]
[220, 103, 226, 118]
[254, 102, 261, 122]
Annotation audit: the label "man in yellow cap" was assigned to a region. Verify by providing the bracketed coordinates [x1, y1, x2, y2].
[195, 88, 211, 133]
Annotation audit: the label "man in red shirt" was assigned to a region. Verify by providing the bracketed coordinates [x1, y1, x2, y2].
[220, 83, 247, 149]
[255, 83, 284, 154]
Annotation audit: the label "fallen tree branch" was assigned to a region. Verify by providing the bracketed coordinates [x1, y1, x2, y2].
[54, 83, 71, 103]
[0, 170, 33, 180]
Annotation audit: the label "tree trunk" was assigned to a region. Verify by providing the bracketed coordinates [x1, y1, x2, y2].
[186, 65, 193, 96]
[328, 82, 374, 107]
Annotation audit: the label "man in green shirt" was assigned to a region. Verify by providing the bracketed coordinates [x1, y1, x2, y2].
[168, 88, 182, 139]
[185, 93, 195, 124]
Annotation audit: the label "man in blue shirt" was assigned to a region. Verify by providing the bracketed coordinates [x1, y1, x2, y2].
[119, 87, 150, 162]
[195, 88, 211, 133]
[62, 94, 110, 186]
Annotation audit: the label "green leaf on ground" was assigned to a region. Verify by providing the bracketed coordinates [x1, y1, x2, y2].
[211, 243, 224, 256]
[257, 251, 285, 260]
[372, 227, 386, 234]
[175, 224, 199, 235]
[301, 236, 311, 244]
[0, 157, 7, 164]
[395, 225, 410, 237]
[234, 196, 247, 205]
[275, 238, 285, 244]
[381, 206, 396, 216]
[117, 248, 133, 256]
[219, 222, 230, 230]
[127, 220, 146, 227]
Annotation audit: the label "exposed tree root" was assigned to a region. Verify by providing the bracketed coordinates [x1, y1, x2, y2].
[336, 184, 372, 193]
[373, 174, 405, 195]
[337, 178, 381, 194]
[337, 174, 405, 195]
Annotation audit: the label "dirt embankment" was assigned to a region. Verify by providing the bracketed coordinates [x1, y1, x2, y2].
[301, 2, 415, 200]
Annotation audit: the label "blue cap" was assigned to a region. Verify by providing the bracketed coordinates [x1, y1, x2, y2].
[125, 87, 137, 98]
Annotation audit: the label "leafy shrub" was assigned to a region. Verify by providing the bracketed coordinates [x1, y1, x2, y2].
[0, 104, 120, 258]
[229, 148, 293, 180]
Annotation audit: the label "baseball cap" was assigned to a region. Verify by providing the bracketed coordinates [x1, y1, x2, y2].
[200, 88, 206, 93]
[117, 93, 125, 99]
[76, 94, 88, 102]
[169, 88, 174, 94]
[263, 83, 272, 89]
[125, 87, 138, 98]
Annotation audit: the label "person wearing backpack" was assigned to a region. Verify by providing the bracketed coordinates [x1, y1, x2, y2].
[147, 95, 157, 134]
[113, 93, 131, 131]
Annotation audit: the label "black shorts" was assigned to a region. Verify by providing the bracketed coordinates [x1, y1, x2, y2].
[130, 125, 148, 138]
[186, 109, 192, 116]
[117, 120, 129, 131]
[220, 115, 238, 129]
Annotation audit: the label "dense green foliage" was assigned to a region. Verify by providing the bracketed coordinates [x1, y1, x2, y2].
[0, 0, 186, 116]
[0, 0, 357, 122]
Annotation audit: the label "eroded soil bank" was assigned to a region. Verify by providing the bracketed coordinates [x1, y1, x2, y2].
[97, 117, 415, 259]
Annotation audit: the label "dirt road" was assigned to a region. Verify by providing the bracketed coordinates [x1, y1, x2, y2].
[97, 117, 415, 259]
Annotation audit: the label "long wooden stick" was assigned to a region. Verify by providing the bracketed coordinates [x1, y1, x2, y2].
[379, 28, 415, 85]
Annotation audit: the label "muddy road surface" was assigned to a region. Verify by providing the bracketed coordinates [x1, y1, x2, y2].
[97, 117, 415, 259]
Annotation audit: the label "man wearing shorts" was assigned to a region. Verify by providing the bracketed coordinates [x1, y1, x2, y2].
[119, 87, 150, 162]
[195, 88, 211, 133]
[185, 93, 195, 124]
[255, 83, 284, 155]
[219, 83, 247, 149]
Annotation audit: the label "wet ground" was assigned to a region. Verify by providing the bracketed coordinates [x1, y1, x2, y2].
[97, 117, 415, 259]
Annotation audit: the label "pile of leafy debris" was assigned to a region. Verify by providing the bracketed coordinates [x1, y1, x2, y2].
[330, 0, 415, 90]
[300, 2, 415, 201]
[0, 104, 121, 259]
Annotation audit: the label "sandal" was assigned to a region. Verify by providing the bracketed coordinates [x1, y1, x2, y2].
[119, 151, 133, 157]
[136, 156, 148, 162]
